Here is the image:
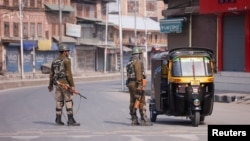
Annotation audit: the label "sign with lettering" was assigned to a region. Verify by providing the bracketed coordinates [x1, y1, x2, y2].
[200, 0, 250, 13]
[160, 18, 186, 33]
[66, 23, 81, 37]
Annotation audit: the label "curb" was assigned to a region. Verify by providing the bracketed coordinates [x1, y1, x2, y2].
[0, 73, 122, 91]
[214, 94, 250, 103]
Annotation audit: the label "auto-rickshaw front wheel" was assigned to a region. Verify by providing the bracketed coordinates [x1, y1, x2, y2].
[191, 111, 200, 127]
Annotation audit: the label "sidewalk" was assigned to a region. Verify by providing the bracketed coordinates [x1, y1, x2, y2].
[0, 71, 122, 91]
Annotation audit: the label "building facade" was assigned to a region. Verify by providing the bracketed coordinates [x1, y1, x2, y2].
[0, 0, 167, 75]
[0, 0, 76, 74]
[161, 0, 250, 73]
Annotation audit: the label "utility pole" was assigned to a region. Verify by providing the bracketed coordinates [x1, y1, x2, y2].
[32, 35, 36, 77]
[59, 0, 62, 45]
[104, 3, 109, 73]
[118, 0, 124, 91]
[134, 0, 137, 47]
[19, 0, 24, 79]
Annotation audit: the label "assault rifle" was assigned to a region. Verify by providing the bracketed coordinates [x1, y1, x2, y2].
[56, 81, 87, 99]
[134, 79, 147, 109]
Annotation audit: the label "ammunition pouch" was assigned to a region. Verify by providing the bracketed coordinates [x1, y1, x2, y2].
[136, 89, 144, 95]
[126, 78, 136, 86]
[135, 94, 141, 99]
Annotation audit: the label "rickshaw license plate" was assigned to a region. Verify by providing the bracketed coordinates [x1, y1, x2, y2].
[193, 88, 198, 93]
[191, 80, 200, 85]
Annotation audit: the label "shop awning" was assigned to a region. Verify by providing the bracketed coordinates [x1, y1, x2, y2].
[76, 16, 102, 22]
[23, 41, 37, 51]
[96, 21, 115, 26]
[38, 40, 52, 51]
[123, 46, 132, 52]
[160, 17, 187, 33]
[44, 4, 74, 12]
[9, 43, 20, 47]
[52, 36, 77, 43]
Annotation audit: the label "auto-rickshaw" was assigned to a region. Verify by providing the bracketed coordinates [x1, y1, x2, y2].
[149, 47, 216, 127]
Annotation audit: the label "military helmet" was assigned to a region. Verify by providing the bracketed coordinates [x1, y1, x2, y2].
[132, 47, 142, 55]
[58, 45, 70, 52]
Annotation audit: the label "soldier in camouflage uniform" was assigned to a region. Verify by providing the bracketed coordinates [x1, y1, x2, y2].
[48, 45, 80, 126]
[126, 47, 152, 126]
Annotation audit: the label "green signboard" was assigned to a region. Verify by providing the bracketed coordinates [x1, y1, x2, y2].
[160, 18, 186, 33]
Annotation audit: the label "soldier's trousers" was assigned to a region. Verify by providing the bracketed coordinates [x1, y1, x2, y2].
[55, 86, 74, 115]
[127, 81, 147, 121]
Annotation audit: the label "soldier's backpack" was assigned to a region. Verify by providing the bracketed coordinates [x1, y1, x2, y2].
[51, 59, 66, 85]
[126, 60, 135, 79]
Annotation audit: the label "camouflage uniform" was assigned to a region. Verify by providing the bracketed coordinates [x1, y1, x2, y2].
[127, 47, 152, 126]
[48, 45, 80, 126]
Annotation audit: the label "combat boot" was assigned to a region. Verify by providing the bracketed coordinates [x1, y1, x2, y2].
[140, 119, 153, 126]
[131, 119, 140, 126]
[55, 114, 64, 125]
[131, 114, 140, 126]
[130, 112, 138, 120]
[67, 114, 80, 126]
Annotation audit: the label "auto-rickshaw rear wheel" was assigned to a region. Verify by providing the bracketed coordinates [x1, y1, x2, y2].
[149, 104, 157, 122]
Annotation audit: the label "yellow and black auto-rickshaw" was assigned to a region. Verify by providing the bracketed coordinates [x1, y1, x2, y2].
[149, 47, 216, 127]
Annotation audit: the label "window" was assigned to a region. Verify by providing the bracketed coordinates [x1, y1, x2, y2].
[37, 0, 42, 8]
[146, 1, 156, 11]
[4, 22, 10, 37]
[109, 32, 114, 41]
[172, 57, 212, 77]
[84, 5, 90, 17]
[52, 24, 56, 35]
[127, 0, 139, 13]
[77, 5, 83, 16]
[81, 24, 93, 39]
[23, 22, 28, 38]
[154, 34, 157, 42]
[13, 22, 19, 37]
[30, 0, 35, 7]
[30, 23, 35, 37]
[4, 0, 9, 6]
[102, 4, 106, 16]
[13, 0, 18, 6]
[37, 23, 42, 37]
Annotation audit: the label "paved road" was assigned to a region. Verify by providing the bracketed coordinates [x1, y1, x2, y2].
[0, 79, 250, 141]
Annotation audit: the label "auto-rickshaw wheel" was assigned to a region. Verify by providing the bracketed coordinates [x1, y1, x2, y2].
[150, 109, 157, 122]
[149, 104, 157, 122]
[191, 111, 200, 127]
